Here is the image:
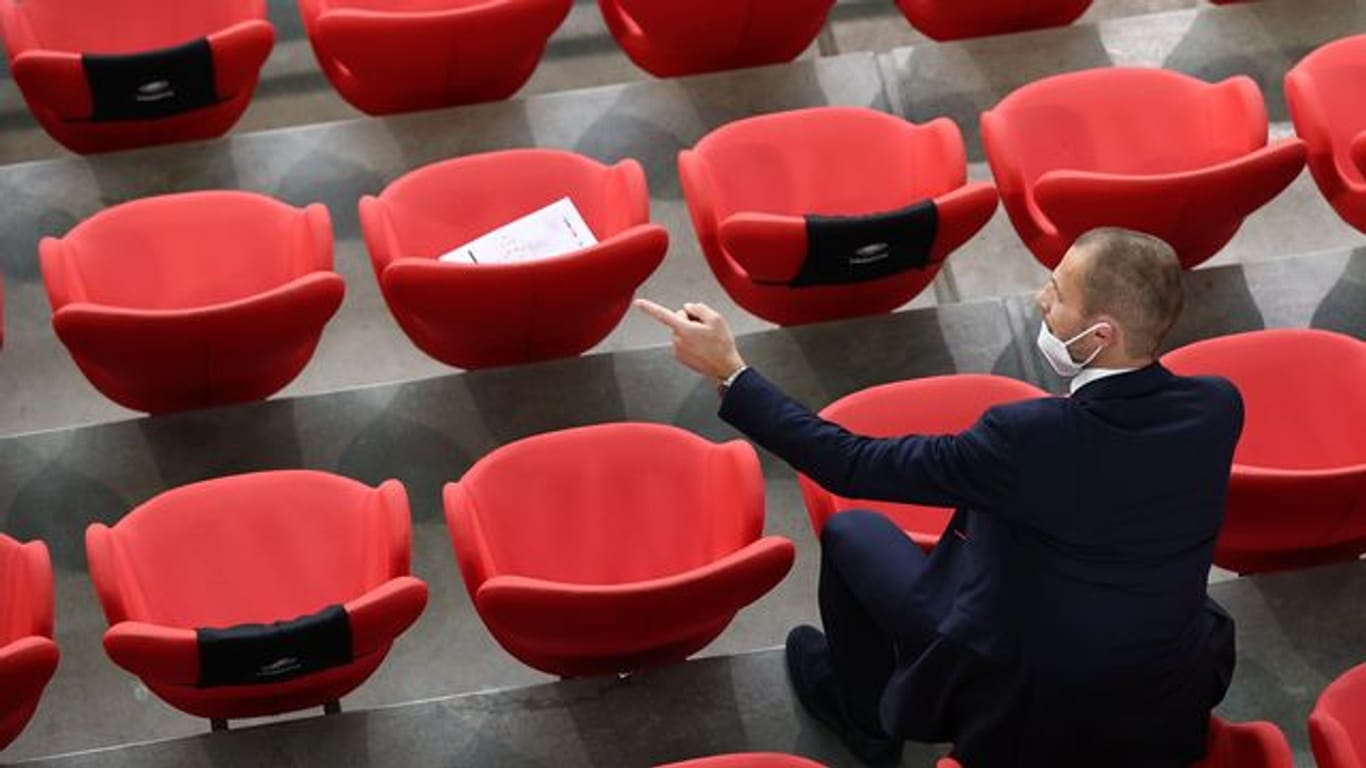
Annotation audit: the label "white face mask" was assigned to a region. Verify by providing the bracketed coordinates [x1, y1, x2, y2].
[1037, 320, 1109, 377]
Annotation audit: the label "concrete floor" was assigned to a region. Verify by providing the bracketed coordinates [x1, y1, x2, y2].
[0, 0, 1364, 764]
[18, 562, 1366, 768]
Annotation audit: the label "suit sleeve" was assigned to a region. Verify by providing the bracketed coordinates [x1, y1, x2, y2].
[719, 368, 1017, 511]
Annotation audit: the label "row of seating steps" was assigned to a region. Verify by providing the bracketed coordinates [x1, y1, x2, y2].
[0, 0, 1207, 165]
[0, 0, 1362, 764]
[11, 561, 1364, 767]
[1, 0, 1363, 437]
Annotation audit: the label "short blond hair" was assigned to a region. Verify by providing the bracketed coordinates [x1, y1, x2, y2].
[1074, 228, 1184, 357]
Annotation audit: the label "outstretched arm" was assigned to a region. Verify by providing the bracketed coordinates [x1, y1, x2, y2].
[634, 300, 1016, 511]
[720, 367, 1013, 509]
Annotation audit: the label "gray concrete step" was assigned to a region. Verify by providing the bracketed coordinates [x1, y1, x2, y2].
[14, 559, 1365, 768]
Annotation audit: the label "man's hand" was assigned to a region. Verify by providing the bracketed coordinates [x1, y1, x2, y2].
[634, 299, 746, 381]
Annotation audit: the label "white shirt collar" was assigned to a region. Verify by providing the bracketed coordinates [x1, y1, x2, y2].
[1069, 366, 1141, 395]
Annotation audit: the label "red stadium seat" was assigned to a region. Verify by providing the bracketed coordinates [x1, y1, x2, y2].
[0, 0, 272, 154]
[657, 754, 827, 768]
[299, 0, 570, 115]
[40, 191, 344, 414]
[1286, 35, 1366, 234]
[85, 471, 427, 726]
[935, 717, 1293, 767]
[894, 0, 1092, 41]
[1195, 718, 1296, 768]
[444, 423, 795, 677]
[0, 535, 59, 752]
[1162, 330, 1366, 573]
[1310, 662, 1366, 768]
[679, 107, 997, 326]
[982, 68, 1306, 269]
[597, 0, 834, 77]
[799, 375, 1047, 551]
[361, 149, 666, 369]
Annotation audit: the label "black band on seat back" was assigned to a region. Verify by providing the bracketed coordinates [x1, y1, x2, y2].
[197, 604, 352, 687]
[791, 199, 940, 287]
[83, 38, 218, 122]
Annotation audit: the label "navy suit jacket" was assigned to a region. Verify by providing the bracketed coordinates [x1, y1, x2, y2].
[720, 364, 1244, 766]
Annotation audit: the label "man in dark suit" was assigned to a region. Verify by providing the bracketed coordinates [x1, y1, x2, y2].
[637, 228, 1244, 767]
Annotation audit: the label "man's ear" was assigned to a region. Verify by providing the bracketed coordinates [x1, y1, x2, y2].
[1092, 315, 1123, 349]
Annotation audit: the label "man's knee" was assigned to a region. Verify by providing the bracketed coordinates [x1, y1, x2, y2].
[821, 508, 895, 559]
[820, 509, 929, 637]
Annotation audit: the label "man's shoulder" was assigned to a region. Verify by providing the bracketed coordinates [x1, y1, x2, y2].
[980, 393, 1068, 432]
[978, 370, 1243, 424]
[1168, 371, 1245, 416]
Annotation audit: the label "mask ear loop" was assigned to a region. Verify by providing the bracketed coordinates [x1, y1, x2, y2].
[1066, 322, 1111, 366]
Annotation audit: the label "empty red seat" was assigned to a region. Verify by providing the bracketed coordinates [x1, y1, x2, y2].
[800, 374, 1047, 551]
[658, 755, 827, 768]
[936, 717, 1293, 767]
[894, 0, 1092, 41]
[981, 68, 1306, 269]
[679, 107, 997, 326]
[361, 149, 666, 369]
[0, 0, 272, 154]
[41, 191, 344, 414]
[598, 0, 834, 78]
[1310, 662, 1366, 768]
[86, 471, 427, 725]
[0, 535, 59, 752]
[299, 0, 570, 115]
[444, 423, 795, 677]
[1286, 35, 1366, 234]
[1162, 329, 1366, 573]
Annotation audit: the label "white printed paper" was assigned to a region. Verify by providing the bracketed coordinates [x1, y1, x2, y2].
[439, 197, 598, 265]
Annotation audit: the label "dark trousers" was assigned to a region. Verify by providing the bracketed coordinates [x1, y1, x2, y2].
[818, 512, 1235, 768]
[818, 508, 933, 736]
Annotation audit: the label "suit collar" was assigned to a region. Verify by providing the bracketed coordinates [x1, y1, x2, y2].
[1069, 366, 1141, 395]
[1070, 362, 1173, 401]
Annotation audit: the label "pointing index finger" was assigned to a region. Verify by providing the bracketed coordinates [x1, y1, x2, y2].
[634, 298, 693, 332]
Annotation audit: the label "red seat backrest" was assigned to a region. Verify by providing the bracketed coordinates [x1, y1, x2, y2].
[611, 0, 764, 55]
[694, 108, 963, 220]
[377, 149, 632, 261]
[820, 374, 1044, 442]
[457, 424, 759, 585]
[808, 375, 1046, 535]
[1164, 330, 1366, 471]
[7, 0, 260, 53]
[990, 69, 1265, 184]
[47, 192, 313, 311]
[1313, 664, 1366, 768]
[0, 535, 52, 646]
[1289, 35, 1366, 187]
[322, 0, 492, 11]
[96, 472, 398, 630]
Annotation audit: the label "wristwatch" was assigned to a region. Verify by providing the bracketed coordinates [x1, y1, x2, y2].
[717, 365, 749, 396]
